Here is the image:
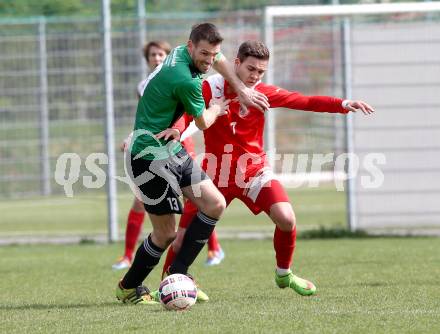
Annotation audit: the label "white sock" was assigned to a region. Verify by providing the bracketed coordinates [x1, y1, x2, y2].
[276, 267, 291, 276]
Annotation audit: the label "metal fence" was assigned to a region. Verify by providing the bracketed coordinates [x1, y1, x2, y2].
[0, 9, 348, 242]
[3, 4, 438, 240]
[0, 10, 346, 198]
[0, 12, 263, 199]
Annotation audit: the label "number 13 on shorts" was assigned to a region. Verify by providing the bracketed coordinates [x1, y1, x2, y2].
[167, 197, 180, 211]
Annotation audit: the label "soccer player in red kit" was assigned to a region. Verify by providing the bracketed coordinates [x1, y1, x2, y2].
[160, 40, 374, 297]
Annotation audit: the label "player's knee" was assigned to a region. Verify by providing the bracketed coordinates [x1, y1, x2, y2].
[274, 210, 296, 232]
[213, 195, 226, 218]
[205, 195, 226, 219]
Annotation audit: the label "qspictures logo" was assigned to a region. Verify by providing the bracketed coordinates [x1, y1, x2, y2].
[54, 130, 386, 201]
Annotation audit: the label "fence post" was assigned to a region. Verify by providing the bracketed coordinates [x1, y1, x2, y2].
[101, 0, 118, 243]
[263, 7, 276, 171]
[342, 17, 357, 232]
[38, 17, 51, 196]
[137, 0, 147, 79]
[332, 0, 344, 157]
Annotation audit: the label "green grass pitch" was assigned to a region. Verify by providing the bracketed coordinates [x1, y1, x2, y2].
[1, 238, 439, 333]
[1, 186, 439, 332]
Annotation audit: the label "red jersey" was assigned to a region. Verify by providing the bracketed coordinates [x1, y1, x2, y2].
[175, 74, 347, 187]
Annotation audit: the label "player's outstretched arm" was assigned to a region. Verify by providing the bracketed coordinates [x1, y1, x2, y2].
[194, 96, 230, 130]
[212, 55, 269, 112]
[342, 100, 375, 115]
[264, 84, 375, 115]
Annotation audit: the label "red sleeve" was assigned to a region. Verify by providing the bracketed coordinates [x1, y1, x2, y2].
[172, 114, 193, 133]
[260, 83, 347, 114]
[202, 80, 212, 107]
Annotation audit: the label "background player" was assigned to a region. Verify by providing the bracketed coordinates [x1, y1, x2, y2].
[160, 40, 374, 298]
[112, 40, 171, 271]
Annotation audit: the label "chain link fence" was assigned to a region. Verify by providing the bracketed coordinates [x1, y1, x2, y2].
[7, 8, 424, 240]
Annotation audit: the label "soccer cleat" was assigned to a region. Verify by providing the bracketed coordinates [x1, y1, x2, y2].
[205, 248, 225, 267]
[275, 270, 317, 296]
[195, 286, 209, 302]
[112, 256, 131, 271]
[116, 281, 159, 305]
[155, 271, 209, 303]
[149, 289, 160, 302]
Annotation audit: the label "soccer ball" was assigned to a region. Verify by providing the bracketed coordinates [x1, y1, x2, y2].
[159, 274, 197, 311]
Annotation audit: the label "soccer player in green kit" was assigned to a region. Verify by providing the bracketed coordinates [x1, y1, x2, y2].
[116, 23, 269, 305]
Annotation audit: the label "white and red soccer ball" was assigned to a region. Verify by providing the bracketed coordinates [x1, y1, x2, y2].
[159, 274, 197, 311]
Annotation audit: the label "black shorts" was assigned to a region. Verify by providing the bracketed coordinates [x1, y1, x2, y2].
[128, 148, 208, 215]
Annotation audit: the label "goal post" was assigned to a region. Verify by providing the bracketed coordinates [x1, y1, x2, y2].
[263, 2, 440, 234]
[264, 2, 440, 18]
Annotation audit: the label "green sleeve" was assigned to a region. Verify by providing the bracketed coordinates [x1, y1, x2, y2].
[175, 80, 205, 118]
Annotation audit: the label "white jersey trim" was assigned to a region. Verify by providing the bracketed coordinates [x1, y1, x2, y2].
[244, 167, 278, 203]
[206, 73, 225, 99]
[137, 78, 148, 97]
[180, 121, 199, 141]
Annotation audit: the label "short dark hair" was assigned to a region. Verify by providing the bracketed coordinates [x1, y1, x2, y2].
[237, 40, 270, 62]
[189, 23, 223, 45]
[142, 40, 171, 61]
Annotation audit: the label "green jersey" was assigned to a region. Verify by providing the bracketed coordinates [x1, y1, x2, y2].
[131, 45, 205, 160]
